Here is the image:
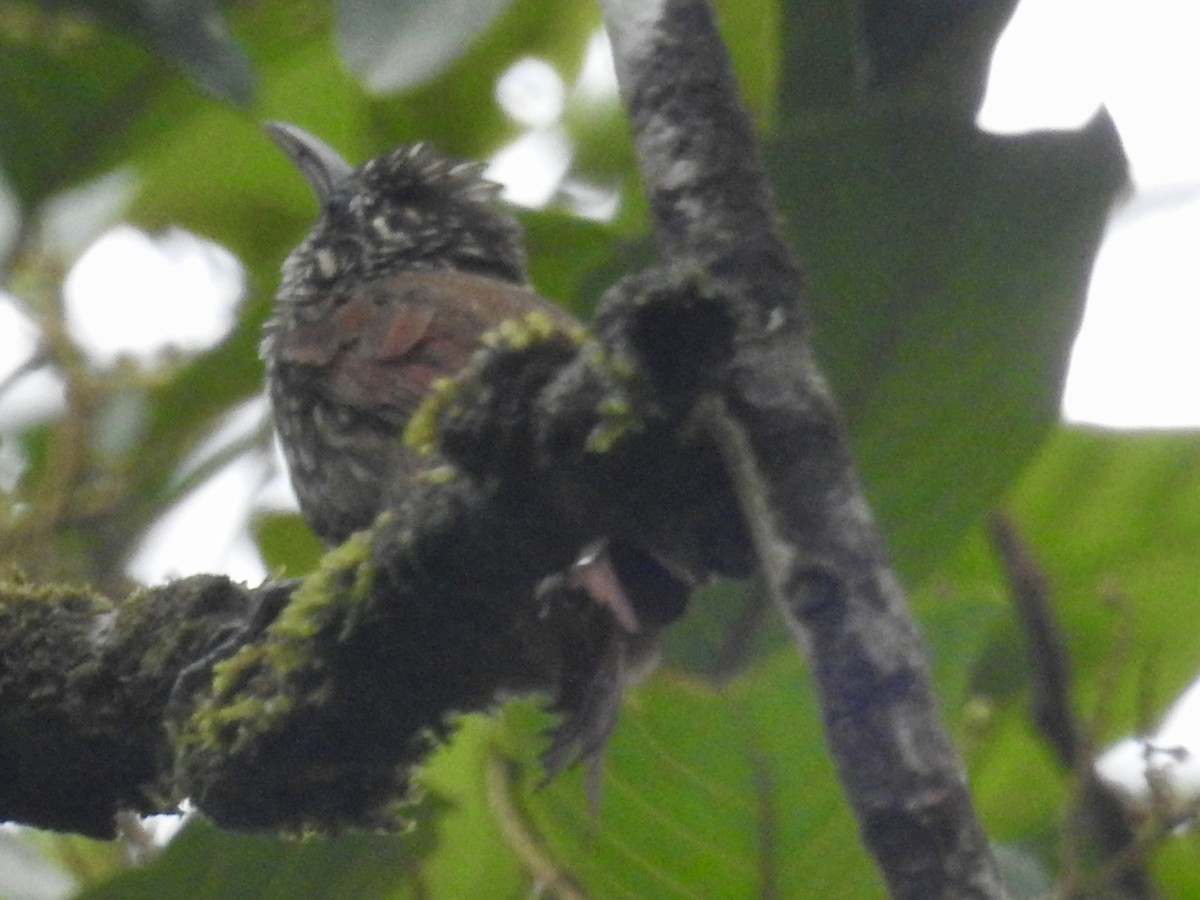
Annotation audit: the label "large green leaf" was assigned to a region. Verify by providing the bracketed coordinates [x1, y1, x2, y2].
[72, 0, 255, 105]
[414, 714, 529, 897]
[481, 596, 1029, 897]
[711, 0, 782, 125]
[998, 428, 1200, 719]
[0, 12, 155, 206]
[777, 0, 859, 114]
[763, 0, 1126, 583]
[769, 112, 1126, 581]
[494, 656, 884, 898]
[919, 427, 1200, 890]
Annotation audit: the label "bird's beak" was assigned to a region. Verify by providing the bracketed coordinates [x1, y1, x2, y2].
[263, 121, 354, 205]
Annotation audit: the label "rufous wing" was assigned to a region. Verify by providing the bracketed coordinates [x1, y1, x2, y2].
[274, 270, 580, 427]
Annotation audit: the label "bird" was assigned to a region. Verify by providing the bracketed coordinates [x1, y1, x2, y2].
[261, 122, 688, 783]
[260, 121, 579, 547]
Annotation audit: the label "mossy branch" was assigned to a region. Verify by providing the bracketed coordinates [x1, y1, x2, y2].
[0, 272, 751, 838]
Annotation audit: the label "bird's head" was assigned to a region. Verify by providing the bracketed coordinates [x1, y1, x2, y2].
[265, 121, 528, 309]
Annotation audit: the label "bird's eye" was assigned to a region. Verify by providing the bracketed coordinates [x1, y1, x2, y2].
[324, 189, 353, 217]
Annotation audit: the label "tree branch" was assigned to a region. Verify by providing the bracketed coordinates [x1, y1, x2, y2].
[988, 514, 1154, 900]
[599, 0, 1005, 895]
[0, 298, 752, 837]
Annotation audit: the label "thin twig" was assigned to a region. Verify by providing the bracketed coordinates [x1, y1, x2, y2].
[987, 513, 1080, 766]
[988, 513, 1155, 900]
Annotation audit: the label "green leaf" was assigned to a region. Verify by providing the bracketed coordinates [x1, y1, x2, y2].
[519, 210, 626, 315]
[926, 427, 1200, 887]
[0, 9, 154, 205]
[495, 655, 883, 898]
[73, 0, 255, 105]
[0, 0, 253, 210]
[777, 0, 859, 114]
[768, 113, 1127, 581]
[253, 511, 324, 576]
[1002, 428, 1200, 718]
[1151, 831, 1200, 898]
[414, 714, 528, 897]
[857, 0, 1021, 111]
[711, 0, 782, 125]
[779, 0, 1020, 117]
[75, 819, 426, 900]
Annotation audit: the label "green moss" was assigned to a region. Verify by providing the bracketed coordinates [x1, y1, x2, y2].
[0, 567, 29, 586]
[404, 376, 457, 454]
[586, 394, 637, 453]
[406, 313, 584, 458]
[129, 589, 220, 676]
[180, 532, 382, 758]
[576, 342, 646, 454]
[584, 340, 634, 381]
[210, 643, 266, 698]
[415, 465, 458, 485]
[252, 530, 380, 688]
[0, 580, 104, 610]
[207, 692, 294, 733]
[184, 684, 296, 755]
[270, 530, 375, 645]
[480, 310, 583, 350]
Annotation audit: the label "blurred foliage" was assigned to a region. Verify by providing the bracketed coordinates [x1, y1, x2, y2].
[2, 0, 1198, 897]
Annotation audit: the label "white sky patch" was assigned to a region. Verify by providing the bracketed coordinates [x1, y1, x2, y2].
[127, 452, 270, 585]
[0, 827, 76, 900]
[0, 368, 66, 433]
[174, 395, 271, 483]
[125, 400, 297, 587]
[980, 0, 1200, 429]
[556, 178, 621, 222]
[63, 225, 243, 366]
[0, 294, 65, 430]
[259, 440, 303, 513]
[38, 169, 136, 263]
[1101, 2, 1200, 191]
[1096, 674, 1200, 824]
[1063, 189, 1200, 427]
[576, 31, 619, 102]
[977, 0, 1107, 134]
[487, 127, 573, 208]
[0, 294, 41, 385]
[495, 57, 566, 128]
